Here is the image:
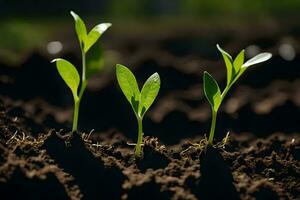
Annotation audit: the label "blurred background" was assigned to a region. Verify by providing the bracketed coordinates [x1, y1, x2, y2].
[0, 0, 299, 144]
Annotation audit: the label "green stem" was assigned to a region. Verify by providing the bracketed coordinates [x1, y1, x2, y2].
[208, 110, 217, 145]
[78, 81, 87, 100]
[79, 50, 87, 99]
[135, 117, 143, 158]
[72, 49, 86, 132]
[221, 85, 230, 101]
[207, 72, 242, 144]
[72, 98, 80, 132]
[207, 85, 229, 143]
[81, 50, 86, 82]
[207, 83, 230, 144]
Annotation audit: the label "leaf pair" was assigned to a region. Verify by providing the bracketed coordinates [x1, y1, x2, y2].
[216, 44, 272, 87]
[71, 11, 110, 79]
[52, 12, 111, 101]
[70, 11, 111, 53]
[116, 64, 160, 118]
[203, 45, 272, 112]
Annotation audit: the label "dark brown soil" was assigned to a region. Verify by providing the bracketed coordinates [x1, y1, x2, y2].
[0, 22, 300, 199]
[0, 96, 299, 200]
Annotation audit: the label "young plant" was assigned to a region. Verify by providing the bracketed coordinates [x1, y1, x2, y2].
[52, 11, 111, 132]
[116, 64, 160, 158]
[204, 44, 272, 145]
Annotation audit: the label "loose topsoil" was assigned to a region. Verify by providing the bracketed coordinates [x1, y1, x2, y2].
[0, 22, 300, 200]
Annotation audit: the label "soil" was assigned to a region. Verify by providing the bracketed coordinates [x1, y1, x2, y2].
[0, 100, 299, 200]
[0, 23, 300, 200]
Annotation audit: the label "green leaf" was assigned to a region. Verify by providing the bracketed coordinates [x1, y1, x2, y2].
[229, 52, 272, 88]
[70, 11, 87, 46]
[52, 58, 80, 99]
[233, 49, 245, 72]
[84, 23, 111, 53]
[216, 44, 233, 86]
[86, 44, 104, 79]
[243, 52, 272, 68]
[216, 44, 232, 60]
[203, 71, 221, 111]
[116, 64, 140, 115]
[139, 73, 160, 117]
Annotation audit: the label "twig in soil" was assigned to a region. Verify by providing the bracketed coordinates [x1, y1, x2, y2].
[90, 142, 102, 151]
[6, 130, 30, 145]
[6, 130, 18, 144]
[214, 131, 230, 149]
[21, 131, 28, 141]
[127, 142, 144, 147]
[6, 130, 44, 151]
[180, 135, 209, 156]
[180, 132, 230, 157]
[284, 138, 296, 160]
[81, 129, 94, 143]
[80, 130, 105, 151]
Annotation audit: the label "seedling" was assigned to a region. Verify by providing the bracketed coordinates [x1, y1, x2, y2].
[204, 44, 272, 145]
[52, 11, 111, 132]
[116, 64, 160, 158]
